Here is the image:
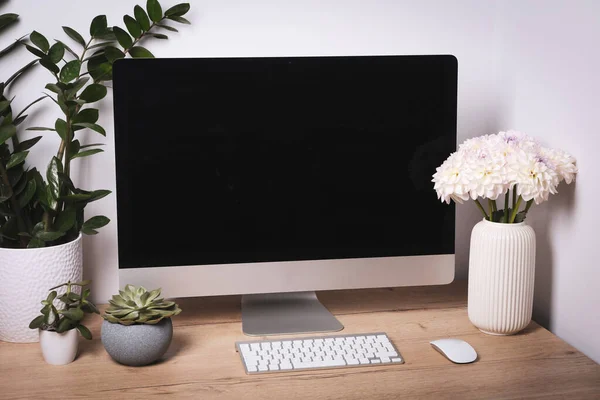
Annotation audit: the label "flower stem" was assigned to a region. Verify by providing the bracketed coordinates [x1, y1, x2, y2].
[488, 199, 494, 221]
[524, 199, 534, 213]
[474, 199, 489, 220]
[509, 196, 523, 223]
[512, 186, 517, 209]
[504, 191, 510, 223]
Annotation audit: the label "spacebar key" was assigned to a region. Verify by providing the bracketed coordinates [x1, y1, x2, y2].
[292, 359, 346, 369]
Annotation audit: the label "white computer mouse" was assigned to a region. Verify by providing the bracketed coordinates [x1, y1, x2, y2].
[430, 338, 478, 364]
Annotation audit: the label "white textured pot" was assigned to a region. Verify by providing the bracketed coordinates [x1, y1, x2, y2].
[0, 234, 83, 343]
[39, 329, 79, 365]
[468, 219, 536, 335]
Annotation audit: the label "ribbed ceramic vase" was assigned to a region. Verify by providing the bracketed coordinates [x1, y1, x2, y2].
[468, 219, 536, 335]
[0, 234, 83, 343]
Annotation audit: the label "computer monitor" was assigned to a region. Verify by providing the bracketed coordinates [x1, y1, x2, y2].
[113, 55, 457, 335]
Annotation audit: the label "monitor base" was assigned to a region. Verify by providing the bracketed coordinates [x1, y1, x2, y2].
[241, 291, 344, 336]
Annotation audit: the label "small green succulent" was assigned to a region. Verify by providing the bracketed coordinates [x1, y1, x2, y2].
[103, 284, 181, 325]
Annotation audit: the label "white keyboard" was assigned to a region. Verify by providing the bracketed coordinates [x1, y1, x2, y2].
[235, 332, 404, 374]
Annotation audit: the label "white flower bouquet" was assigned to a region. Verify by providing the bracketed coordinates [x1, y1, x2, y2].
[432, 131, 578, 223]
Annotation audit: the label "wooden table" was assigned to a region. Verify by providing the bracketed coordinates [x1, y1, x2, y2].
[1, 281, 598, 399]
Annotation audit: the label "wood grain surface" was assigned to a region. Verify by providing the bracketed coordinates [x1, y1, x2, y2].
[1, 281, 598, 399]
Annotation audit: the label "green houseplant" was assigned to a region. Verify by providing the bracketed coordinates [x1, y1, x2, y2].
[0, 0, 191, 344]
[28, 280, 99, 365]
[101, 284, 182, 366]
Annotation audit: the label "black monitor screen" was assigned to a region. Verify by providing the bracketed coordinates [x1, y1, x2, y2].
[113, 55, 456, 269]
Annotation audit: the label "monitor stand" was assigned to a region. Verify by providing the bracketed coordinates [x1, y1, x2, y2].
[241, 291, 344, 336]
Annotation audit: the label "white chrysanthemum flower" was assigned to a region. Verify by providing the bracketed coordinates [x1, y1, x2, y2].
[509, 150, 560, 205]
[463, 148, 508, 200]
[498, 130, 539, 153]
[432, 152, 471, 204]
[538, 147, 578, 184]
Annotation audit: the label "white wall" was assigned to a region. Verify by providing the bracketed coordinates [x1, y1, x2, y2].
[3, 0, 596, 361]
[496, 0, 600, 363]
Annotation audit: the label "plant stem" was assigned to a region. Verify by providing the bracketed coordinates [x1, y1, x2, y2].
[0, 162, 27, 246]
[524, 199, 534, 213]
[474, 199, 489, 220]
[509, 195, 523, 223]
[512, 185, 517, 209]
[504, 191, 510, 223]
[488, 199, 494, 221]
[79, 38, 94, 62]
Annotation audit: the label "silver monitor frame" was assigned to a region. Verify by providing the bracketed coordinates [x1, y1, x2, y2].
[120, 254, 454, 299]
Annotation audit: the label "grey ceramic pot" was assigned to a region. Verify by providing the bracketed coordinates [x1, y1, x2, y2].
[101, 318, 173, 366]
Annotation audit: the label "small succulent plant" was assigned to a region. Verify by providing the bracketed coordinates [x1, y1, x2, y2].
[103, 284, 181, 325]
[29, 280, 99, 339]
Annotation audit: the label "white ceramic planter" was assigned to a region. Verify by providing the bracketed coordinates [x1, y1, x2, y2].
[39, 329, 79, 365]
[468, 219, 536, 335]
[0, 234, 83, 343]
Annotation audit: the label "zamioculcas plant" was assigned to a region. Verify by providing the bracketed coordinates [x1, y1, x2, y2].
[0, 1, 191, 249]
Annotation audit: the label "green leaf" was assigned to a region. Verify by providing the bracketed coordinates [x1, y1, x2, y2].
[66, 139, 81, 160]
[90, 15, 108, 37]
[129, 46, 154, 58]
[62, 26, 86, 47]
[95, 28, 117, 40]
[48, 42, 65, 64]
[0, 124, 16, 144]
[88, 41, 113, 50]
[45, 83, 62, 94]
[55, 118, 68, 141]
[157, 24, 178, 32]
[39, 57, 59, 74]
[29, 315, 45, 329]
[26, 127, 55, 131]
[18, 179, 36, 208]
[46, 290, 58, 304]
[164, 3, 190, 17]
[60, 60, 81, 83]
[124, 15, 142, 38]
[71, 148, 104, 159]
[80, 143, 104, 149]
[16, 136, 42, 152]
[82, 227, 98, 235]
[6, 151, 29, 169]
[30, 31, 50, 53]
[104, 46, 125, 63]
[0, 100, 11, 114]
[72, 122, 105, 136]
[113, 26, 133, 50]
[72, 108, 99, 124]
[25, 44, 46, 58]
[59, 307, 84, 321]
[55, 40, 79, 59]
[46, 156, 63, 204]
[54, 208, 77, 232]
[36, 230, 66, 241]
[134, 5, 151, 31]
[167, 15, 190, 24]
[147, 0, 163, 22]
[67, 77, 90, 95]
[76, 324, 92, 340]
[514, 210, 527, 223]
[79, 84, 107, 103]
[0, 13, 19, 31]
[56, 317, 75, 333]
[83, 215, 110, 231]
[151, 33, 168, 40]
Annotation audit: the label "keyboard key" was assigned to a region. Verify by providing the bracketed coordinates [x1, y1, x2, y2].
[391, 357, 403, 363]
